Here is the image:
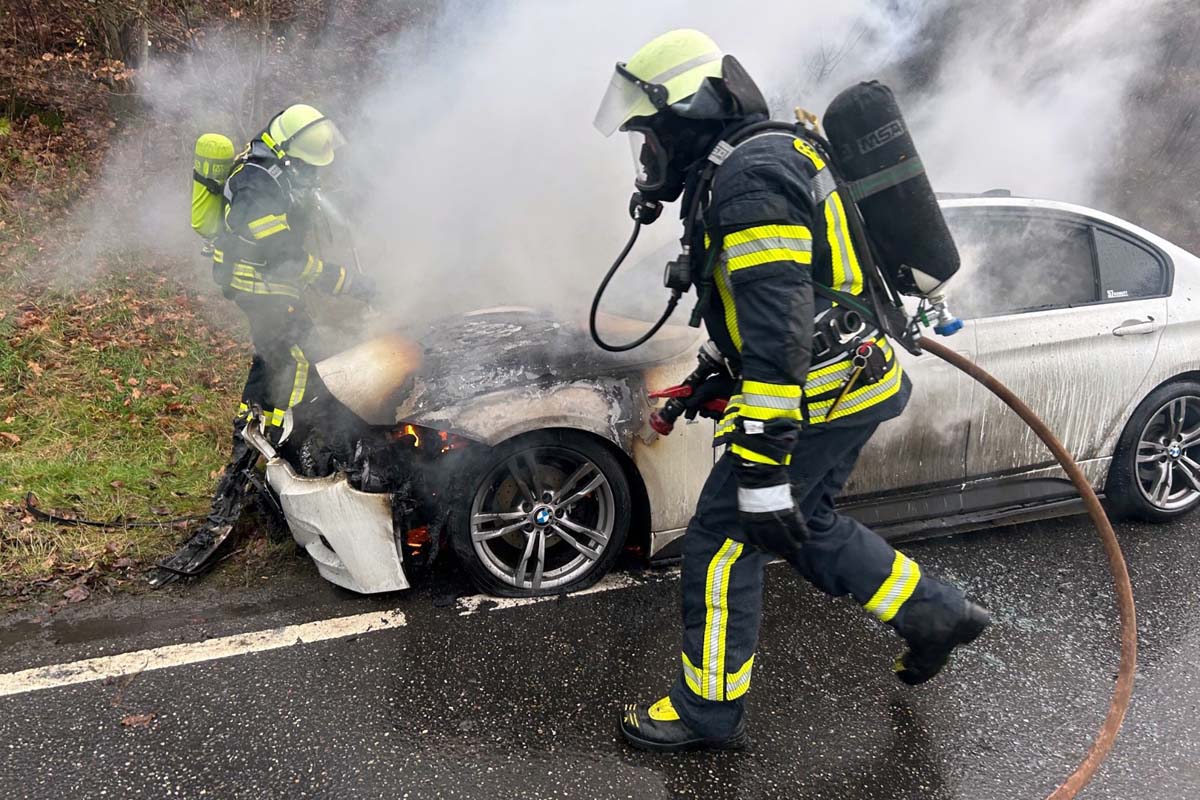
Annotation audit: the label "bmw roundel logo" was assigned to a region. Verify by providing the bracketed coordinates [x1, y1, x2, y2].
[534, 507, 552, 526]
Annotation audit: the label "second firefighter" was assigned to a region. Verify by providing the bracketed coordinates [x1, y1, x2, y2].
[594, 29, 991, 752]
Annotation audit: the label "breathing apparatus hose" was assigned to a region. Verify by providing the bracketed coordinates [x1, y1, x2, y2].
[919, 337, 1137, 800]
[589, 220, 681, 353]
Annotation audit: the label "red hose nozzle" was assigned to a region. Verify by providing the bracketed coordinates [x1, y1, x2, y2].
[649, 411, 675, 436]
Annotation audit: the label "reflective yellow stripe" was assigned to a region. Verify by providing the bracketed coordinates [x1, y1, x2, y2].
[270, 408, 285, 427]
[227, 276, 301, 298]
[742, 380, 801, 399]
[334, 267, 347, 294]
[254, 223, 287, 239]
[825, 191, 863, 295]
[808, 360, 903, 423]
[287, 345, 309, 409]
[790, 137, 864, 298]
[730, 443, 789, 467]
[726, 655, 754, 700]
[724, 224, 812, 248]
[248, 213, 289, 240]
[701, 539, 743, 701]
[300, 254, 323, 280]
[682, 653, 702, 696]
[713, 263, 742, 351]
[804, 339, 894, 396]
[723, 225, 814, 272]
[728, 247, 812, 272]
[227, 262, 302, 298]
[714, 396, 742, 436]
[738, 404, 802, 422]
[864, 551, 922, 622]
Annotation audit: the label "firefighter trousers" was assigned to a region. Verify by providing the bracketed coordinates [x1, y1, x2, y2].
[234, 295, 320, 431]
[668, 419, 968, 739]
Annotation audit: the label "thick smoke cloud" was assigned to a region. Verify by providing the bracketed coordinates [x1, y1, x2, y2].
[905, 0, 1170, 202]
[341, 0, 1171, 326]
[342, 0, 931, 326]
[72, 0, 1177, 332]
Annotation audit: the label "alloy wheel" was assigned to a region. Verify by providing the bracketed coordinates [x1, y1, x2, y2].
[1136, 395, 1200, 511]
[469, 446, 615, 592]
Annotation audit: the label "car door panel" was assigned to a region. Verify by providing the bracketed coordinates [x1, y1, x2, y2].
[844, 327, 975, 499]
[967, 299, 1166, 478]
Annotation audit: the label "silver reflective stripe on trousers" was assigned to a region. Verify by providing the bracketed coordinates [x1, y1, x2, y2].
[737, 484, 794, 513]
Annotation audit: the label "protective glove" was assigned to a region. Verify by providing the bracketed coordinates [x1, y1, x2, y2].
[732, 418, 809, 567]
[346, 272, 376, 302]
[682, 372, 738, 421]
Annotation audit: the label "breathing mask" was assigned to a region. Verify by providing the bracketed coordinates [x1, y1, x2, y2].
[590, 34, 769, 352]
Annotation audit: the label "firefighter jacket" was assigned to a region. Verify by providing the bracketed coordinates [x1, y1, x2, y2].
[701, 130, 910, 467]
[213, 141, 349, 300]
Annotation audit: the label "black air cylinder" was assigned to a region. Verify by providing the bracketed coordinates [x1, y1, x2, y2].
[823, 82, 959, 295]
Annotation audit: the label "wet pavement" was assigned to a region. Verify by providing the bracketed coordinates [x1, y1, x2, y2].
[1, 514, 1198, 799]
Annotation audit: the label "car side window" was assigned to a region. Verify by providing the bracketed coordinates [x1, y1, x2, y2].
[944, 211, 1098, 319]
[1094, 228, 1167, 300]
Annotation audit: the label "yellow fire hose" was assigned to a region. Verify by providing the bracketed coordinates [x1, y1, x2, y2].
[920, 337, 1137, 799]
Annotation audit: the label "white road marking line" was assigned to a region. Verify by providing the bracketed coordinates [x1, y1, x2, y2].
[0, 609, 407, 698]
[455, 567, 679, 616]
[0, 566, 681, 699]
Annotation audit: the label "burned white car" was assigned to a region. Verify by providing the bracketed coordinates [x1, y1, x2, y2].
[244, 196, 1200, 598]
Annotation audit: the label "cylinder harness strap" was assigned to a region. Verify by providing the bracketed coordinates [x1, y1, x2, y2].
[843, 156, 927, 203]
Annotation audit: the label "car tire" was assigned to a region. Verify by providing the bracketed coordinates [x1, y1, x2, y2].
[1106, 379, 1200, 522]
[448, 430, 631, 597]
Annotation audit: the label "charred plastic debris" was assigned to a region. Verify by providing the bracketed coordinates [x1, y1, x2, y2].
[151, 309, 674, 593]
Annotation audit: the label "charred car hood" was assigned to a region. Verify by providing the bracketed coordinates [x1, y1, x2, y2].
[315, 308, 702, 442]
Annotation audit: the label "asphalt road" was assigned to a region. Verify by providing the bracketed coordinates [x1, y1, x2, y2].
[1, 514, 1198, 800]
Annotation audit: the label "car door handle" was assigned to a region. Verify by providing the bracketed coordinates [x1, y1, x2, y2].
[1112, 317, 1160, 337]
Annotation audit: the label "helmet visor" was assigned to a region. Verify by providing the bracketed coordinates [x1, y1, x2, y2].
[594, 66, 658, 136]
[285, 118, 346, 167]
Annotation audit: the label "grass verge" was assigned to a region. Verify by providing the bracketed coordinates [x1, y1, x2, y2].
[0, 266, 268, 608]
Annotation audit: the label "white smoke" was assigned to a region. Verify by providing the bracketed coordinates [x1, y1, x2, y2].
[906, 0, 1171, 202]
[342, 0, 932, 325]
[69, 0, 1176, 327]
[341, 0, 1171, 325]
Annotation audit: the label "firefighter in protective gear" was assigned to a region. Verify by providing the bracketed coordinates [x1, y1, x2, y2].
[595, 30, 991, 752]
[212, 104, 372, 442]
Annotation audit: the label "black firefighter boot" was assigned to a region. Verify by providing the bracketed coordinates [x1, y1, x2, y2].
[620, 697, 749, 753]
[893, 598, 992, 686]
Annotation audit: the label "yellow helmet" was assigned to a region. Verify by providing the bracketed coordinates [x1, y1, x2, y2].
[594, 29, 725, 136]
[266, 104, 345, 167]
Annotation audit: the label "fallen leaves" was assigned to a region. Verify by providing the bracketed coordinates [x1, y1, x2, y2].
[63, 584, 90, 603]
[0, 432, 19, 445]
[120, 713, 156, 729]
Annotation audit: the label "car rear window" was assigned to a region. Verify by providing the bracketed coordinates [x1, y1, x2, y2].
[945, 212, 1098, 319]
[1094, 228, 1167, 300]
